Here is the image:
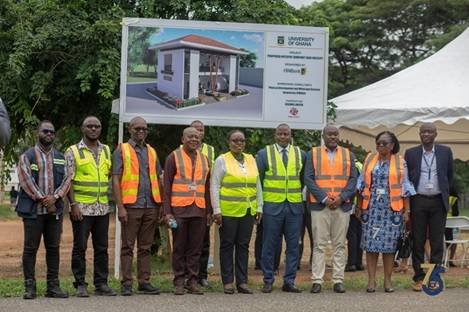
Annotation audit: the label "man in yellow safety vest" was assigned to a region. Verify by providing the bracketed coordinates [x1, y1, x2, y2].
[66, 116, 116, 297]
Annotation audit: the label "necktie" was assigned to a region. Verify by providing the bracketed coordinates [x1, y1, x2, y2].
[281, 148, 288, 167]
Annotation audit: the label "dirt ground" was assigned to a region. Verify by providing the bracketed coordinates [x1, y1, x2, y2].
[1, 214, 467, 282]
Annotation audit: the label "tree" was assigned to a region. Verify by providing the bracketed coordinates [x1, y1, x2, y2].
[239, 48, 257, 68]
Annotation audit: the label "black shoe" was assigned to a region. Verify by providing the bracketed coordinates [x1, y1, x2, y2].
[45, 284, 69, 298]
[121, 285, 133, 296]
[198, 279, 211, 288]
[75, 285, 89, 297]
[261, 283, 273, 293]
[310, 283, 321, 294]
[333, 283, 346, 293]
[95, 284, 117, 296]
[384, 287, 394, 293]
[282, 284, 302, 293]
[356, 264, 365, 271]
[237, 285, 253, 294]
[345, 265, 357, 272]
[223, 285, 235, 295]
[366, 288, 375, 293]
[23, 279, 36, 300]
[138, 283, 160, 295]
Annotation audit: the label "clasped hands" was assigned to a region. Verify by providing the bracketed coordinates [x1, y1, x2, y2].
[325, 196, 342, 210]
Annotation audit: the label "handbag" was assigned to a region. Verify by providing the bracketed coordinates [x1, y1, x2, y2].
[396, 229, 412, 259]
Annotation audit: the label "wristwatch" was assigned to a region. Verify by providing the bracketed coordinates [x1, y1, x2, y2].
[54, 194, 60, 200]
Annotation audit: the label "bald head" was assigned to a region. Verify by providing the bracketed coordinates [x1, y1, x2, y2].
[322, 125, 339, 150]
[128, 116, 148, 144]
[182, 127, 200, 153]
[419, 122, 437, 148]
[275, 123, 292, 147]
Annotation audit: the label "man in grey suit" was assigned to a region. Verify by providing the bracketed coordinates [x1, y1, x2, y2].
[0, 98, 11, 147]
[404, 122, 453, 291]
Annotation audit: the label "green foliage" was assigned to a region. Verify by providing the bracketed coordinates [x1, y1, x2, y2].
[1, 0, 468, 188]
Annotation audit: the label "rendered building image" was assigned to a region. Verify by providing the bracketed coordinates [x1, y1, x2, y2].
[149, 35, 248, 100]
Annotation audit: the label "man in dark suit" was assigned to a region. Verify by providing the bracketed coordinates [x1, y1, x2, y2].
[404, 122, 453, 291]
[257, 124, 306, 293]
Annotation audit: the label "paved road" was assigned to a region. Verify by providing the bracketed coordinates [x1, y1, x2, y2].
[1, 289, 468, 312]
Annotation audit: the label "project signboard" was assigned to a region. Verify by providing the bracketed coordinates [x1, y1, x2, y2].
[120, 18, 328, 130]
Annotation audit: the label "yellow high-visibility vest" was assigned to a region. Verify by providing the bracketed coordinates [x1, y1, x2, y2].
[220, 152, 258, 217]
[69, 144, 111, 204]
[263, 145, 302, 203]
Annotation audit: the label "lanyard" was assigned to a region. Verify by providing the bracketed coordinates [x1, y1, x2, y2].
[423, 153, 435, 180]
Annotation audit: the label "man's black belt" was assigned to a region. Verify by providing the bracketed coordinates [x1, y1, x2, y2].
[416, 193, 441, 199]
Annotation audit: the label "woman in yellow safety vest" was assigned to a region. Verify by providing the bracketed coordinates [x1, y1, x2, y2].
[210, 130, 263, 295]
[357, 131, 415, 293]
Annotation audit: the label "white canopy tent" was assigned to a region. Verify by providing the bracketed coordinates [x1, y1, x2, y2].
[333, 28, 469, 160]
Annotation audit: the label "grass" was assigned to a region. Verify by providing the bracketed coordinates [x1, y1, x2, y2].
[126, 76, 157, 83]
[0, 204, 16, 220]
[1, 272, 468, 298]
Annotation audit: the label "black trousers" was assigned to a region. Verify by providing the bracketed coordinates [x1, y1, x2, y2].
[219, 213, 254, 286]
[299, 202, 313, 268]
[255, 220, 282, 271]
[346, 214, 363, 267]
[411, 194, 446, 282]
[71, 214, 109, 287]
[198, 225, 210, 281]
[23, 214, 62, 282]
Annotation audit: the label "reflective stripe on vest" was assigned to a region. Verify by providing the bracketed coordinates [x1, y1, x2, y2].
[220, 152, 258, 217]
[309, 146, 351, 203]
[171, 148, 209, 208]
[361, 153, 404, 212]
[120, 143, 161, 205]
[263, 145, 302, 203]
[70, 144, 111, 204]
[201, 143, 215, 168]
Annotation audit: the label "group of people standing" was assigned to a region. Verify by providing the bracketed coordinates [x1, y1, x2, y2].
[15, 115, 453, 299]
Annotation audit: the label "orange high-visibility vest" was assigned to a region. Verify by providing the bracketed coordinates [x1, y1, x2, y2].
[120, 142, 161, 204]
[309, 146, 351, 203]
[171, 147, 209, 208]
[361, 153, 405, 212]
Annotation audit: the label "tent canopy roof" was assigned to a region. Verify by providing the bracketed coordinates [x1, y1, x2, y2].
[332, 28, 469, 160]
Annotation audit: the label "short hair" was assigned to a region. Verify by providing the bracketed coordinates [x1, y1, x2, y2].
[226, 129, 243, 142]
[81, 115, 100, 126]
[375, 131, 400, 154]
[190, 120, 204, 127]
[38, 120, 53, 130]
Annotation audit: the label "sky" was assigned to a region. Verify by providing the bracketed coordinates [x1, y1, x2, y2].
[149, 28, 265, 68]
[284, 0, 317, 9]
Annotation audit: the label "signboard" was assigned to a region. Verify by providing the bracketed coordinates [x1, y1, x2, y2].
[119, 18, 328, 130]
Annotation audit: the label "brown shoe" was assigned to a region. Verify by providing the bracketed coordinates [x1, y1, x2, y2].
[174, 286, 185, 295]
[187, 284, 204, 295]
[411, 280, 423, 292]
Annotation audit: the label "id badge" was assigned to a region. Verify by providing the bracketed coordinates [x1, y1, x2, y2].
[188, 183, 197, 191]
[376, 188, 386, 195]
[425, 182, 434, 189]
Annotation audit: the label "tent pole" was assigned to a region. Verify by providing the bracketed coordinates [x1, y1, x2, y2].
[114, 119, 124, 279]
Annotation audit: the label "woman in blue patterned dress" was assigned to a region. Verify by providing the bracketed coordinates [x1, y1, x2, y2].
[357, 131, 415, 293]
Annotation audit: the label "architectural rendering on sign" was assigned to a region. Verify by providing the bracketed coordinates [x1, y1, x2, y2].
[148, 35, 249, 109]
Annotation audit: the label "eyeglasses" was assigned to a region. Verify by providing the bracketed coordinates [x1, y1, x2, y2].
[133, 127, 148, 132]
[85, 124, 101, 129]
[376, 141, 392, 147]
[41, 129, 55, 135]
